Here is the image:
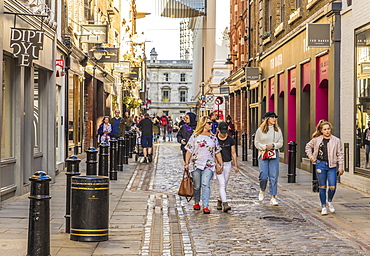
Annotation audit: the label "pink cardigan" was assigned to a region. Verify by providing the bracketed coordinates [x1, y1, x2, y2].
[305, 135, 344, 170]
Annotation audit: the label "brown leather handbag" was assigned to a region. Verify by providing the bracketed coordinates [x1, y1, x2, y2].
[178, 169, 194, 202]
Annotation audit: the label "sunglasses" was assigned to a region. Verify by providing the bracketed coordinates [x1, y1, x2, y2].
[206, 122, 212, 125]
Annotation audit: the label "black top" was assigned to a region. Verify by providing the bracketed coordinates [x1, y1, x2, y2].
[177, 124, 196, 151]
[363, 128, 370, 146]
[317, 138, 330, 162]
[217, 135, 236, 162]
[138, 118, 153, 136]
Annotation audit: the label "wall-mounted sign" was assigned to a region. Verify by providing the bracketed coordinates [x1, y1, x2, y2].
[10, 28, 44, 67]
[219, 87, 230, 94]
[56, 59, 65, 68]
[245, 67, 260, 80]
[99, 48, 119, 63]
[81, 25, 108, 44]
[306, 23, 331, 48]
[114, 61, 131, 77]
[361, 63, 370, 74]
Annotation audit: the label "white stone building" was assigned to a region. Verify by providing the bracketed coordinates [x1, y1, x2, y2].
[180, 18, 193, 61]
[146, 48, 194, 121]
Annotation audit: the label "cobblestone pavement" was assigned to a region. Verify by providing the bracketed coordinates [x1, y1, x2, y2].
[143, 141, 369, 255]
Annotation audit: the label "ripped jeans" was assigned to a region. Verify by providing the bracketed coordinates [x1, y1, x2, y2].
[191, 168, 213, 207]
[316, 160, 337, 207]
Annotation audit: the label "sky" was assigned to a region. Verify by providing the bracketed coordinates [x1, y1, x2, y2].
[136, 0, 181, 60]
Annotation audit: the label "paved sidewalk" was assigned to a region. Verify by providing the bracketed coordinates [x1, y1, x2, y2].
[238, 148, 370, 252]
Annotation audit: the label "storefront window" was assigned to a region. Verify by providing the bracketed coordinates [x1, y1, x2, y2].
[1, 57, 14, 159]
[355, 28, 370, 173]
[34, 68, 40, 153]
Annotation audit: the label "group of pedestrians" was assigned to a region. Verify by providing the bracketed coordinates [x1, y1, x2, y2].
[97, 110, 133, 144]
[178, 110, 344, 217]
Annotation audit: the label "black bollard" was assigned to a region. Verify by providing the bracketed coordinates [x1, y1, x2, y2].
[124, 132, 129, 164]
[242, 133, 248, 161]
[252, 133, 258, 166]
[98, 142, 109, 176]
[288, 141, 297, 183]
[312, 163, 319, 192]
[234, 130, 239, 157]
[128, 131, 133, 158]
[109, 138, 118, 180]
[356, 135, 361, 167]
[65, 156, 81, 234]
[27, 171, 52, 256]
[117, 137, 124, 171]
[86, 147, 98, 175]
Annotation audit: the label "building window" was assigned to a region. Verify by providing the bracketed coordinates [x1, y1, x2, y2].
[162, 89, 170, 102]
[280, 0, 285, 22]
[180, 90, 187, 102]
[347, 0, 352, 6]
[267, 0, 272, 32]
[180, 73, 186, 81]
[2, 57, 14, 159]
[34, 68, 40, 153]
[295, 0, 302, 8]
[163, 73, 169, 81]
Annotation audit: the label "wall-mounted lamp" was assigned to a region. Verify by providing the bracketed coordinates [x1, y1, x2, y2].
[90, 45, 108, 61]
[224, 54, 237, 70]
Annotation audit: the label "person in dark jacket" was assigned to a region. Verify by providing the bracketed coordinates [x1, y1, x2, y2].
[110, 109, 125, 138]
[177, 112, 197, 161]
[136, 113, 153, 163]
[363, 121, 370, 168]
[226, 115, 235, 137]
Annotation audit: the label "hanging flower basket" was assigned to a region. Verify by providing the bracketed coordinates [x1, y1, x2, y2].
[123, 96, 133, 105]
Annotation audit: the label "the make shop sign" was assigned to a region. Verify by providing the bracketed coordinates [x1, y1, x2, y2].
[10, 28, 44, 67]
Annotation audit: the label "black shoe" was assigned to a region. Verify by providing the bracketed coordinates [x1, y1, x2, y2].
[143, 157, 147, 163]
[148, 154, 153, 163]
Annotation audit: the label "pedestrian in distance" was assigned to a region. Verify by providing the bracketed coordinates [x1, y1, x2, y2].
[123, 111, 134, 131]
[177, 112, 197, 161]
[363, 121, 370, 168]
[160, 113, 169, 141]
[167, 116, 174, 141]
[226, 115, 235, 137]
[110, 109, 125, 139]
[136, 113, 154, 163]
[254, 111, 283, 206]
[184, 116, 223, 214]
[152, 116, 160, 143]
[305, 120, 344, 215]
[209, 112, 218, 135]
[97, 116, 112, 144]
[216, 122, 239, 212]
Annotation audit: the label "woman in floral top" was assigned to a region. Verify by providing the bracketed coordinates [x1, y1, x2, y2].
[184, 116, 223, 214]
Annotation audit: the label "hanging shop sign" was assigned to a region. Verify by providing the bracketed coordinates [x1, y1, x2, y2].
[306, 23, 331, 48]
[56, 59, 65, 68]
[114, 61, 131, 77]
[245, 67, 260, 80]
[219, 87, 230, 94]
[99, 48, 119, 63]
[81, 25, 108, 44]
[10, 28, 44, 67]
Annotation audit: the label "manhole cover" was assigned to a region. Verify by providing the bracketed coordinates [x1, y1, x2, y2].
[260, 215, 306, 223]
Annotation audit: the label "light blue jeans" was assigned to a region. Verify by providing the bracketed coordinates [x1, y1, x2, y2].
[191, 168, 213, 207]
[316, 160, 337, 207]
[258, 151, 279, 196]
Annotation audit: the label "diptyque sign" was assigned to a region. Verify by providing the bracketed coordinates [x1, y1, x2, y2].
[10, 28, 44, 67]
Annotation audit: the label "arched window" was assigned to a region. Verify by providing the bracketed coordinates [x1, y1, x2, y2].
[179, 87, 188, 102]
[161, 86, 171, 102]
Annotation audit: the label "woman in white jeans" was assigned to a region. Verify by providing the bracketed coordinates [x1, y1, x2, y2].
[216, 122, 239, 212]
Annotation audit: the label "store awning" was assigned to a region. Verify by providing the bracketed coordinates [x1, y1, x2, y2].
[155, 0, 206, 18]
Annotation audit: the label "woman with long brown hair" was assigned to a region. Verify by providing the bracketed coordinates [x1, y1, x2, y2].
[254, 111, 283, 206]
[305, 120, 344, 215]
[184, 116, 223, 214]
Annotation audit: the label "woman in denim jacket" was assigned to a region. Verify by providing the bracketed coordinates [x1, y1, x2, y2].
[305, 120, 344, 215]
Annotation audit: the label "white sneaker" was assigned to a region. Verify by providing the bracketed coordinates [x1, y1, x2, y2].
[321, 207, 328, 215]
[328, 202, 335, 213]
[258, 190, 265, 201]
[270, 197, 278, 206]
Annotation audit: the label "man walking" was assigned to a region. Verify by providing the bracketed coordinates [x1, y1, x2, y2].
[110, 109, 125, 139]
[136, 113, 153, 163]
[123, 111, 133, 131]
[160, 112, 169, 141]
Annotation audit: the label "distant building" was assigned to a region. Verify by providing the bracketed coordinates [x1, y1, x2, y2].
[180, 18, 193, 60]
[146, 48, 194, 121]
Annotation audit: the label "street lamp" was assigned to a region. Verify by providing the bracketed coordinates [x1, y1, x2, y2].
[225, 54, 237, 70]
[90, 45, 108, 61]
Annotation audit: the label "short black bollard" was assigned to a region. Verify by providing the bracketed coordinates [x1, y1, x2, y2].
[234, 130, 239, 157]
[312, 163, 319, 192]
[128, 131, 134, 158]
[117, 137, 124, 171]
[86, 147, 98, 175]
[252, 133, 258, 166]
[124, 132, 129, 164]
[109, 138, 118, 180]
[288, 141, 297, 183]
[242, 133, 248, 161]
[27, 171, 52, 256]
[98, 142, 109, 176]
[65, 156, 81, 234]
[356, 135, 361, 167]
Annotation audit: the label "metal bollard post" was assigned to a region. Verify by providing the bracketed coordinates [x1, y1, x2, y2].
[242, 133, 248, 161]
[312, 163, 319, 192]
[128, 131, 133, 158]
[252, 133, 258, 166]
[27, 171, 52, 256]
[356, 135, 361, 167]
[117, 137, 124, 171]
[86, 147, 98, 175]
[234, 130, 239, 157]
[65, 156, 81, 234]
[109, 138, 118, 180]
[124, 132, 129, 164]
[287, 141, 297, 183]
[98, 142, 109, 176]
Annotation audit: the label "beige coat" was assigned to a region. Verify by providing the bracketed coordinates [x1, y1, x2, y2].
[305, 135, 344, 170]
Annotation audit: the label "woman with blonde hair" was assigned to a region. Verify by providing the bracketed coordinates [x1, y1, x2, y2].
[254, 111, 283, 206]
[305, 120, 344, 215]
[184, 116, 223, 214]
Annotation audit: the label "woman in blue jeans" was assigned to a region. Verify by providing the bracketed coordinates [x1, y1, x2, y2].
[305, 120, 344, 215]
[254, 111, 284, 206]
[184, 116, 223, 214]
